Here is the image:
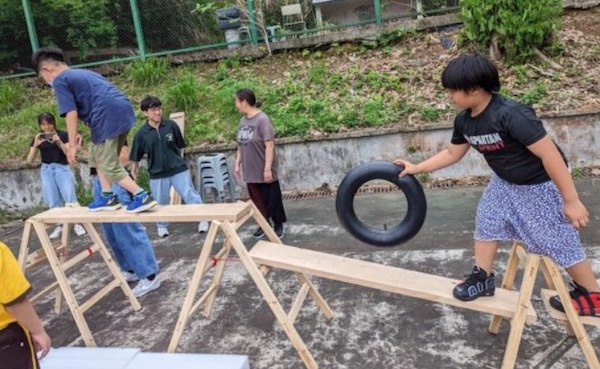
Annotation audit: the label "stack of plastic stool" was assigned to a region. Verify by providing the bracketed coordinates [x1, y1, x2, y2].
[197, 153, 236, 203]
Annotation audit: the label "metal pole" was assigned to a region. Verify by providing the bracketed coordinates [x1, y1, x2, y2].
[21, 0, 39, 51]
[373, 0, 382, 25]
[246, 0, 259, 43]
[129, 0, 147, 60]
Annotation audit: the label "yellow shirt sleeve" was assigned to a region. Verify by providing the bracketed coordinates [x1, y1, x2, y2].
[0, 242, 31, 329]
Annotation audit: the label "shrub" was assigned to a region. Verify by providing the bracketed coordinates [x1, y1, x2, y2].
[125, 58, 169, 87]
[0, 81, 25, 114]
[460, 0, 563, 64]
[166, 73, 202, 111]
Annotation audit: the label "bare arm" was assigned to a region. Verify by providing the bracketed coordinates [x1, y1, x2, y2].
[130, 161, 139, 181]
[65, 110, 79, 165]
[27, 147, 38, 164]
[234, 146, 242, 181]
[394, 142, 470, 176]
[6, 299, 51, 358]
[53, 133, 69, 156]
[264, 140, 275, 183]
[528, 135, 589, 229]
[27, 134, 43, 164]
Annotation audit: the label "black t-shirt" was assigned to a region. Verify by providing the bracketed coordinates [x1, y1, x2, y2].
[30, 130, 69, 165]
[451, 94, 565, 185]
[129, 119, 188, 179]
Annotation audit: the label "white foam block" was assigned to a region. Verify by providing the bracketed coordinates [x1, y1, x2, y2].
[42, 347, 141, 369]
[124, 353, 250, 369]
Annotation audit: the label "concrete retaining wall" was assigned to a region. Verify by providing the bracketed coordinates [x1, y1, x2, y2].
[1, 112, 598, 212]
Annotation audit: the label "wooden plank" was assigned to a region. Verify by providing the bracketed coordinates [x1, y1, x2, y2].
[61, 244, 101, 271]
[80, 280, 121, 313]
[540, 289, 600, 327]
[29, 202, 253, 224]
[31, 221, 96, 346]
[294, 272, 335, 320]
[31, 281, 60, 303]
[18, 220, 33, 269]
[541, 257, 600, 368]
[289, 283, 310, 323]
[168, 221, 221, 353]
[539, 257, 575, 336]
[250, 242, 537, 323]
[220, 222, 318, 369]
[500, 254, 539, 369]
[83, 223, 141, 312]
[490, 241, 521, 334]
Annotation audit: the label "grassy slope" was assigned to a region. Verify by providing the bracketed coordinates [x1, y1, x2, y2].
[0, 8, 598, 167]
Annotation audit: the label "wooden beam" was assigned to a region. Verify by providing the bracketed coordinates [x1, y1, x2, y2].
[489, 241, 521, 334]
[29, 203, 253, 224]
[220, 221, 318, 369]
[288, 283, 310, 323]
[250, 241, 537, 323]
[541, 257, 600, 368]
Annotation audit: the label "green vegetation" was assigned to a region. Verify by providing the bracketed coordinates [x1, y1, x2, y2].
[460, 0, 563, 64]
[0, 7, 597, 165]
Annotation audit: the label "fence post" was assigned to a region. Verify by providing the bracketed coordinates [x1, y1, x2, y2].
[129, 0, 147, 60]
[21, 0, 39, 52]
[373, 0, 382, 25]
[246, 0, 259, 44]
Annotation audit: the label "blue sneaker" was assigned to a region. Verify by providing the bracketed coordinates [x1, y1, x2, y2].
[127, 192, 157, 213]
[453, 265, 495, 301]
[88, 195, 121, 211]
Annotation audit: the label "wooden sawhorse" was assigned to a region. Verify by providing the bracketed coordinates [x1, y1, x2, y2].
[489, 242, 600, 369]
[23, 202, 256, 346]
[167, 201, 335, 369]
[171, 233, 599, 368]
[19, 220, 71, 311]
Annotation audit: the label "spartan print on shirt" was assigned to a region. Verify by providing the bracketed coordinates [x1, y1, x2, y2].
[463, 132, 505, 153]
[237, 125, 255, 144]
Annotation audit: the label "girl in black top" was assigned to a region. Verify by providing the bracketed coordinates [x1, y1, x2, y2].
[395, 53, 599, 317]
[27, 112, 86, 239]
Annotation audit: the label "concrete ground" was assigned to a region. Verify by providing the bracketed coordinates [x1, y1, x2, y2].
[1, 179, 599, 369]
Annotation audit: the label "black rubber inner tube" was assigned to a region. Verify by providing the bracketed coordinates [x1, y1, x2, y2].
[335, 161, 427, 247]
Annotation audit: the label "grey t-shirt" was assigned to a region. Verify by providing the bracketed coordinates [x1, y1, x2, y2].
[236, 112, 278, 183]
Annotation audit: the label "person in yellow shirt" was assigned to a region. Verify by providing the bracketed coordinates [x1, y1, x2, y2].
[0, 241, 51, 369]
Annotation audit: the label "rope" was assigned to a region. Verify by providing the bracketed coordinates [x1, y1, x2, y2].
[210, 255, 241, 266]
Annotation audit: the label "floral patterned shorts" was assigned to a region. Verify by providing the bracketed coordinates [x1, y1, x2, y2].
[475, 175, 586, 268]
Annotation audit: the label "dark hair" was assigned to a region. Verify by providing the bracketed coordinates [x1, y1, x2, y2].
[37, 112, 56, 126]
[31, 47, 66, 74]
[441, 53, 500, 93]
[140, 95, 162, 111]
[235, 88, 262, 108]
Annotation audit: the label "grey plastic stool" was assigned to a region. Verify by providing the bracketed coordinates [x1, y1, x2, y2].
[197, 154, 236, 203]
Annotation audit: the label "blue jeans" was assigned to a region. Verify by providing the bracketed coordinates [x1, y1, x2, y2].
[92, 177, 159, 279]
[150, 169, 203, 230]
[40, 163, 78, 208]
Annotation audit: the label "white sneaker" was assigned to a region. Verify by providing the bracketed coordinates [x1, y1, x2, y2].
[198, 221, 209, 233]
[49, 226, 62, 240]
[157, 227, 170, 238]
[73, 224, 87, 237]
[132, 276, 161, 297]
[121, 271, 139, 283]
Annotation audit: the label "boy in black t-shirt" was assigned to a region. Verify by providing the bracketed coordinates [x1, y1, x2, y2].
[394, 53, 599, 317]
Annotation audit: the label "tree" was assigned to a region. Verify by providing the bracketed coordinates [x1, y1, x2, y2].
[460, 0, 564, 65]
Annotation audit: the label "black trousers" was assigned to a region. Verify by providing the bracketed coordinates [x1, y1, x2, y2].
[0, 322, 39, 369]
[247, 181, 287, 226]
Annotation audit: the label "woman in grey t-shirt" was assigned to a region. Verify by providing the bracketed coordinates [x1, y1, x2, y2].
[234, 88, 287, 239]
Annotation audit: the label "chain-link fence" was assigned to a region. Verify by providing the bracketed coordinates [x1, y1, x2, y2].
[0, 0, 458, 79]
